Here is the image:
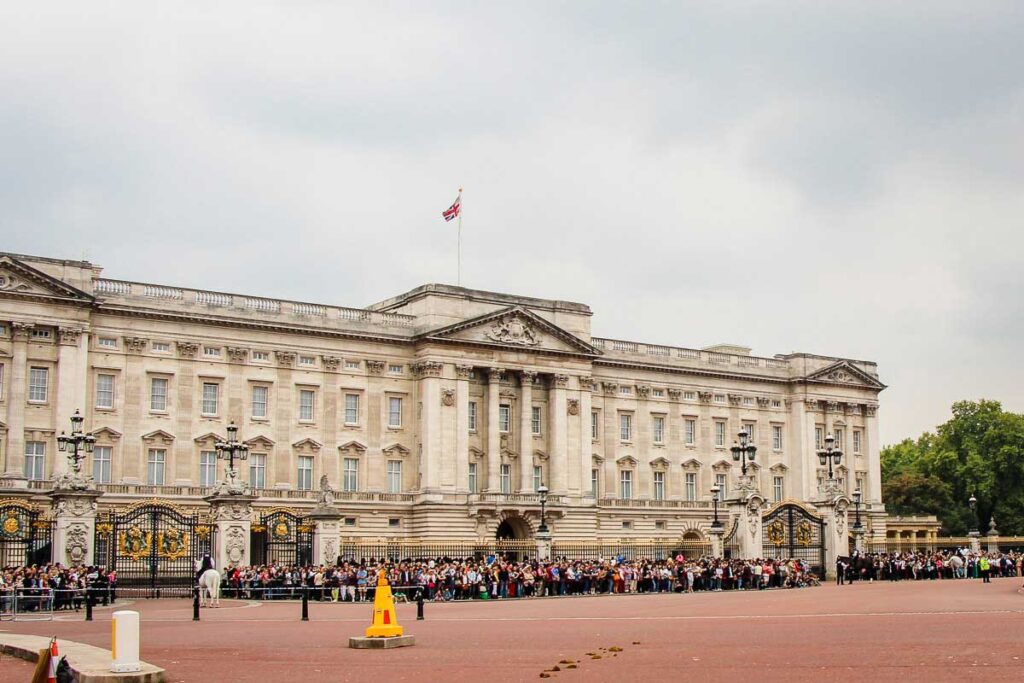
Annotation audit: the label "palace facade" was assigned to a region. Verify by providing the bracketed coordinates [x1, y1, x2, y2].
[0, 252, 887, 547]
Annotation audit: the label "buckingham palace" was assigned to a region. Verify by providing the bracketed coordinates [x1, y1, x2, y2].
[0, 252, 887, 574]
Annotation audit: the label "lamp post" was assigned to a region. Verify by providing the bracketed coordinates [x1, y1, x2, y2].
[852, 487, 864, 552]
[56, 409, 96, 487]
[968, 493, 978, 535]
[709, 484, 723, 532]
[816, 433, 843, 486]
[214, 422, 249, 494]
[537, 484, 549, 534]
[729, 429, 757, 475]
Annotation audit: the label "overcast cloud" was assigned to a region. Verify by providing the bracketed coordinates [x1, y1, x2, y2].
[2, 2, 1022, 444]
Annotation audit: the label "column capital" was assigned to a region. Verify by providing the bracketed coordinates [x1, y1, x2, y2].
[412, 360, 444, 377]
[865, 404, 878, 417]
[58, 327, 84, 346]
[176, 340, 199, 358]
[11, 321, 35, 339]
[635, 384, 651, 399]
[122, 336, 149, 354]
[275, 350, 296, 366]
[667, 387, 682, 401]
[455, 364, 474, 380]
[366, 359, 386, 375]
[520, 369, 538, 383]
[552, 374, 570, 389]
[488, 367, 504, 381]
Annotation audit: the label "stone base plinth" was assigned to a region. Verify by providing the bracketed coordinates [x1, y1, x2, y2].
[349, 636, 416, 649]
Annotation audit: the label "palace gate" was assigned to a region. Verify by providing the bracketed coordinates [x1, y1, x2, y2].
[0, 499, 52, 567]
[95, 500, 213, 591]
[761, 502, 827, 579]
[250, 508, 313, 567]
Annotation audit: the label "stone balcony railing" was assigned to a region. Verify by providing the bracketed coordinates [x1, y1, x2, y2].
[591, 337, 790, 373]
[93, 278, 417, 332]
[469, 492, 568, 505]
[597, 498, 712, 509]
[20, 481, 417, 503]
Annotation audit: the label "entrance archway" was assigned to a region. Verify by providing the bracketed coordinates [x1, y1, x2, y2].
[496, 516, 529, 540]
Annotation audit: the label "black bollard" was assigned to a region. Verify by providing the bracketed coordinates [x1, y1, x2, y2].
[193, 586, 200, 621]
[85, 588, 93, 622]
[301, 588, 309, 621]
[416, 590, 424, 621]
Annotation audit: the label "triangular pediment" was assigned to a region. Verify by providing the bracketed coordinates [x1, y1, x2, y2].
[681, 457, 702, 469]
[90, 427, 122, 440]
[805, 361, 885, 389]
[0, 255, 94, 303]
[338, 440, 367, 455]
[420, 306, 600, 356]
[193, 431, 225, 445]
[245, 435, 275, 449]
[292, 438, 323, 452]
[141, 429, 175, 445]
[382, 442, 410, 457]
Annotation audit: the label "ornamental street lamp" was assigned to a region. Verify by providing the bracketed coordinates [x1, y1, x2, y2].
[57, 409, 96, 483]
[729, 429, 757, 475]
[537, 484, 550, 535]
[214, 422, 249, 493]
[816, 433, 843, 481]
[968, 493, 978, 535]
[852, 487, 864, 533]
[709, 484, 723, 532]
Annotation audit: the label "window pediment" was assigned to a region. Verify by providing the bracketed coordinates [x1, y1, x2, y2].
[292, 438, 322, 454]
[90, 426, 122, 442]
[245, 435, 275, 449]
[680, 457, 702, 470]
[382, 443, 410, 457]
[193, 432, 225, 446]
[141, 429, 175, 446]
[338, 440, 368, 455]
[616, 455, 638, 468]
[649, 457, 670, 471]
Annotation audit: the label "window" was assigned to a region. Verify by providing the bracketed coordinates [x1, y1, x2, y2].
[714, 421, 726, 447]
[387, 460, 402, 493]
[621, 521, 632, 530]
[712, 473, 727, 500]
[201, 383, 219, 415]
[344, 517, 356, 527]
[147, 449, 166, 486]
[652, 416, 665, 444]
[619, 414, 633, 441]
[298, 456, 314, 490]
[299, 355, 316, 367]
[773, 476, 784, 502]
[388, 397, 403, 428]
[853, 430, 862, 454]
[835, 428, 845, 451]
[653, 471, 665, 500]
[531, 406, 542, 435]
[771, 399, 782, 408]
[591, 468, 599, 497]
[28, 367, 48, 403]
[344, 360, 360, 370]
[683, 391, 696, 401]
[250, 453, 266, 489]
[93, 446, 112, 484]
[203, 346, 221, 358]
[620, 470, 633, 499]
[591, 411, 599, 440]
[533, 465, 542, 492]
[655, 520, 667, 530]
[252, 351, 270, 362]
[743, 423, 755, 440]
[387, 364, 403, 374]
[772, 425, 783, 450]
[24, 441, 45, 480]
[468, 463, 477, 493]
[152, 341, 170, 353]
[344, 394, 359, 424]
[199, 451, 217, 487]
[343, 457, 359, 492]
[713, 394, 726, 404]
[95, 374, 114, 409]
[251, 385, 268, 418]
[500, 464, 511, 494]
[98, 337, 117, 349]
[856, 475, 865, 495]
[31, 328, 52, 340]
[298, 389, 315, 421]
[151, 377, 168, 412]
[468, 402, 478, 431]
[499, 404, 511, 433]
[389, 518, 401, 528]
[815, 426, 824, 450]
[743, 397, 754, 406]
[685, 472, 697, 501]
[619, 386, 632, 396]
[0, 364, 4, 397]
[652, 389, 664, 398]
[685, 419, 696, 445]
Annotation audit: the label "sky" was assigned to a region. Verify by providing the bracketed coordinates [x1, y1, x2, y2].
[2, 2, 1022, 445]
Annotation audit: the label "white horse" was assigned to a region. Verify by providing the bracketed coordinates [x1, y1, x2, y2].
[198, 568, 221, 608]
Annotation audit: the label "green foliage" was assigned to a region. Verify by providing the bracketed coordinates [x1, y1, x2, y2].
[881, 400, 1024, 535]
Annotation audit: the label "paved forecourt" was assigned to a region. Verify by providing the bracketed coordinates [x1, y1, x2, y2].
[5, 578, 1024, 682]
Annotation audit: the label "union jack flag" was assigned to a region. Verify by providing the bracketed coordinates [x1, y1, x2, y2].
[441, 193, 461, 222]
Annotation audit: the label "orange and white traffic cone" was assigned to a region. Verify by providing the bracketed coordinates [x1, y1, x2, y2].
[47, 638, 59, 683]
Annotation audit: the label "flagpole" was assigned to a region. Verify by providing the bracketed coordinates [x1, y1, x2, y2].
[457, 187, 463, 287]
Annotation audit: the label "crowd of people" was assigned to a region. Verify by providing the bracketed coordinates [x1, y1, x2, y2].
[0, 564, 117, 611]
[836, 549, 1020, 584]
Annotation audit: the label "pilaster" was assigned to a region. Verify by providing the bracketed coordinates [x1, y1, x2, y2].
[454, 365, 472, 493]
[486, 368, 502, 492]
[578, 376, 593, 498]
[864, 405, 881, 504]
[2, 322, 31, 481]
[308, 507, 342, 566]
[54, 328, 87, 479]
[549, 374, 569, 496]
[519, 371, 535, 492]
[413, 360, 443, 493]
[49, 488, 103, 566]
[205, 493, 257, 569]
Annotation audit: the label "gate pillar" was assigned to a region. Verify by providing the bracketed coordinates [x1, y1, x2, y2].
[816, 494, 850, 576]
[309, 507, 342, 566]
[726, 492, 766, 559]
[205, 493, 257, 570]
[49, 488, 102, 566]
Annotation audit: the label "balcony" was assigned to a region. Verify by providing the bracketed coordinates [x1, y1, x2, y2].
[597, 498, 712, 509]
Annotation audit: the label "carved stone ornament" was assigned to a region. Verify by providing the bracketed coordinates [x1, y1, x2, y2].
[324, 538, 338, 563]
[225, 526, 246, 565]
[11, 321, 35, 339]
[520, 370, 538, 384]
[366, 360, 386, 375]
[602, 381, 618, 396]
[635, 384, 651, 399]
[65, 524, 89, 564]
[757, 396, 771, 408]
[826, 369, 856, 384]
[321, 355, 341, 372]
[442, 388, 456, 407]
[122, 336, 149, 353]
[826, 401, 840, 413]
[804, 399, 820, 411]
[728, 394, 743, 406]
[746, 499, 762, 536]
[578, 376, 594, 392]
[176, 341, 199, 358]
[667, 388, 682, 401]
[213, 502, 251, 521]
[698, 391, 713, 404]
[455, 364, 473, 380]
[275, 350, 296, 366]
[226, 346, 248, 363]
[552, 374, 570, 388]
[567, 398, 580, 416]
[56, 497, 98, 517]
[317, 474, 336, 508]
[865, 405, 878, 417]
[412, 360, 444, 377]
[58, 328, 83, 346]
[484, 314, 541, 346]
[835, 502, 848, 536]
[846, 403, 862, 416]
[488, 367, 504, 381]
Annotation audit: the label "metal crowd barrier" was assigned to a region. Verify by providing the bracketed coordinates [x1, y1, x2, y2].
[0, 588, 56, 621]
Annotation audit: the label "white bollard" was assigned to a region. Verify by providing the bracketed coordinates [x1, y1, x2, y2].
[111, 610, 142, 673]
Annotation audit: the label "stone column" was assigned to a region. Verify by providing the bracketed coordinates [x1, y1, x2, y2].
[309, 507, 342, 566]
[727, 493, 766, 561]
[455, 365, 472, 493]
[709, 526, 724, 558]
[816, 495, 849, 581]
[50, 488, 103, 566]
[2, 322, 32, 482]
[519, 371, 536, 492]
[864, 405, 882, 504]
[986, 517, 999, 553]
[535, 527, 552, 561]
[121, 337, 148, 483]
[54, 328, 87, 480]
[486, 368, 503, 492]
[549, 374, 569, 496]
[205, 493, 257, 570]
[414, 361, 443, 494]
[579, 377, 594, 497]
[802, 400, 819, 500]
